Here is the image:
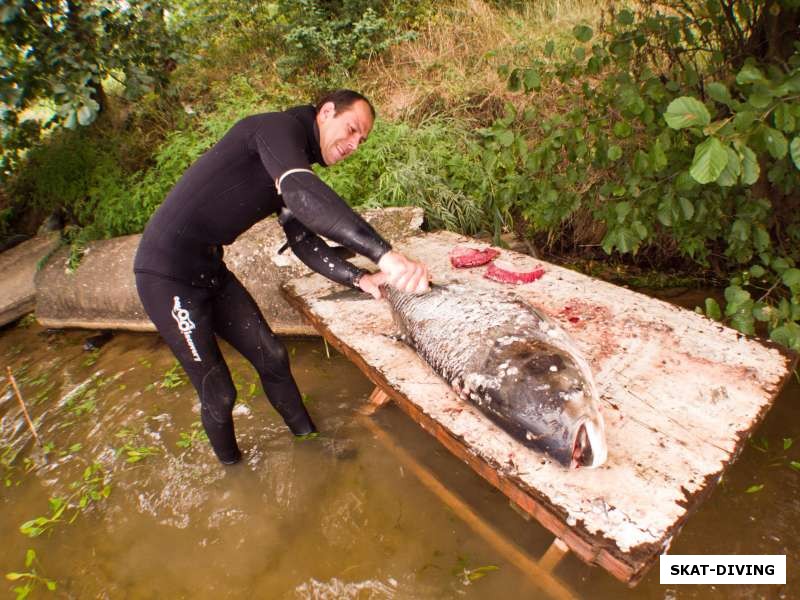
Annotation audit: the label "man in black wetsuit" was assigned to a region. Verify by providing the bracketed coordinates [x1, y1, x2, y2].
[134, 90, 429, 464]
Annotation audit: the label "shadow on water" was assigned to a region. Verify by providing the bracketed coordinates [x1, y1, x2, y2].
[0, 299, 797, 599]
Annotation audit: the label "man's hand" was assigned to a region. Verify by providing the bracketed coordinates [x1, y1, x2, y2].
[377, 251, 430, 294]
[357, 271, 387, 299]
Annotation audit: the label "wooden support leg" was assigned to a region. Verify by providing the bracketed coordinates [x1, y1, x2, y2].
[539, 538, 570, 572]
[358, 386, 392, 416]
[360, 416, 577, 600]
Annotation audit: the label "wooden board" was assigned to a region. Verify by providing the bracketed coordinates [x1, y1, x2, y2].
[281, 230, 797, 585]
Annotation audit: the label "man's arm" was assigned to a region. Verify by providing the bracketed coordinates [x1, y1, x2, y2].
[280, 175, 429, 293]
[280, 209, 368, 289]
[278, 171, 391, 263]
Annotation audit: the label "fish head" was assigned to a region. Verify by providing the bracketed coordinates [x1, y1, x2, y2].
[486, 339, 607, 469]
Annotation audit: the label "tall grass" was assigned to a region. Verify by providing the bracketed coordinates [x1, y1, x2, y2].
[359, 0, 600, 123]
[318, 118, 488, 234]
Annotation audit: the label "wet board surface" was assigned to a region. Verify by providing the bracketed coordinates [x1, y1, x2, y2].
[281, 230, 797, 585]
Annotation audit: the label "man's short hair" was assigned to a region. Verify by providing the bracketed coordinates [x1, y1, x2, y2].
[315, 90, 376, 120]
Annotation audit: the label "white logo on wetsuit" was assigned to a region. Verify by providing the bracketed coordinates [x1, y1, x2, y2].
[171, 296, 202, 362]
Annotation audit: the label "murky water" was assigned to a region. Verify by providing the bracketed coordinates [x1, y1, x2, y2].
[0, 305, 797, 599]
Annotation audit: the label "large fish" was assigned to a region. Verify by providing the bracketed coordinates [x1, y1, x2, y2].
[383, 283, 607, 468]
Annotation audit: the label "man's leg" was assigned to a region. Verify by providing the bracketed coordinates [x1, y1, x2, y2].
[135, 272, 242, 463]
[211, 271, 317, 436]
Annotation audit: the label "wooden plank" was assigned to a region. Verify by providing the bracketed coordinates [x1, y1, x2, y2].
[281, 231, 797, 585]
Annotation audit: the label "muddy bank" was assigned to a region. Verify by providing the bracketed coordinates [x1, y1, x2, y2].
[28, 207, 423, 334]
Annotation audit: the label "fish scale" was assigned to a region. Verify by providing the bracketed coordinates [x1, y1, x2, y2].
[383, 283, 608, 468]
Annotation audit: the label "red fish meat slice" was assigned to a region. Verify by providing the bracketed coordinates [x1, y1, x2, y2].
[449, 245, 500, 268]
[485, 260, 545, 284]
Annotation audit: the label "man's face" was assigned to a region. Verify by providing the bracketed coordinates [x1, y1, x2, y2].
[316, 100, 373, 166]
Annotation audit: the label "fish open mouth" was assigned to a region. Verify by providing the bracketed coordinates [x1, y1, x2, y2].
[571, 419, 608, 468]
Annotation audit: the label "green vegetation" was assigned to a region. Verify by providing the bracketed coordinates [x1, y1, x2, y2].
[176, 421, 209, 449]
[5, 550, 57, 599]
[2, 0, 799, 349]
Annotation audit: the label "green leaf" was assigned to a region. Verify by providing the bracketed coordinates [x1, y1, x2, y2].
[753, 302, 773, 322]
[657, 199, 675, 226]
[679, 197, 694, 220]
[24, 550, 35, 568]
[664, 97, 711, 129]
[782, 268, 800, 292]
[614, 202, 631, 223]
[573, 25, 593, 42]
[613, 121, 633, 138]
[706, 82, 732, 105]
[633, 150, 650, 173]
[716, 145, 741, 186]
[690, 137, 728, 184]
[607, 145, 623, 161]
[45, 580, 56, 591]
[731, 312, 756, 335]
[544, 40, 554, 57]
[749, 265, 766, 278]
[790, 460, 800, 471]
[745, 484, 764, 493]
[725, 284, 751, 313]
[762, 127, 788, 159]
[740, 145, 760, 184]
[783, 438, 793, 451]
[770, 322, 800, 351]
[617, 9, 634, 25]
[772, 257, 791, 274]
[730, 218, 750, 242]
[734, 110, 757, 132]
[651, 139, 667, 171]
[790, 137, 800, 170]
[736, 63, 766, 85]
[523, 69, 541, 92]
[496, 129, 514, 147]
[705, 298, 722, 320]
[748, 92, 772, 109]
[5, 573, 27, 581]
[753, 225, 772, 252]
[773, 104, 796, 133]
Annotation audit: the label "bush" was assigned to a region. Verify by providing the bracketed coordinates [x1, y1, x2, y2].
[483, 1, 800, 349]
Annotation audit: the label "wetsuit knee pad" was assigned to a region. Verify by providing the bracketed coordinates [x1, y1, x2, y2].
[200, 364, 237, 424]
[255, 333, 292, 381]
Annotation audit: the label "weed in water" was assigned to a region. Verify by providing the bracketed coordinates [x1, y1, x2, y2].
[452, 555, 500, 585]
[16, 314, 36, 329]
[160, 360, 187, 389]
[19, 463, 111, 537]
[81, 349, 100, 368]
[5, 549, 57, 598]
[1, 444, 21, 487]
[117, 443, 160, 464]
[114, 427, 161, 463]
[176, 421, 209, 449]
